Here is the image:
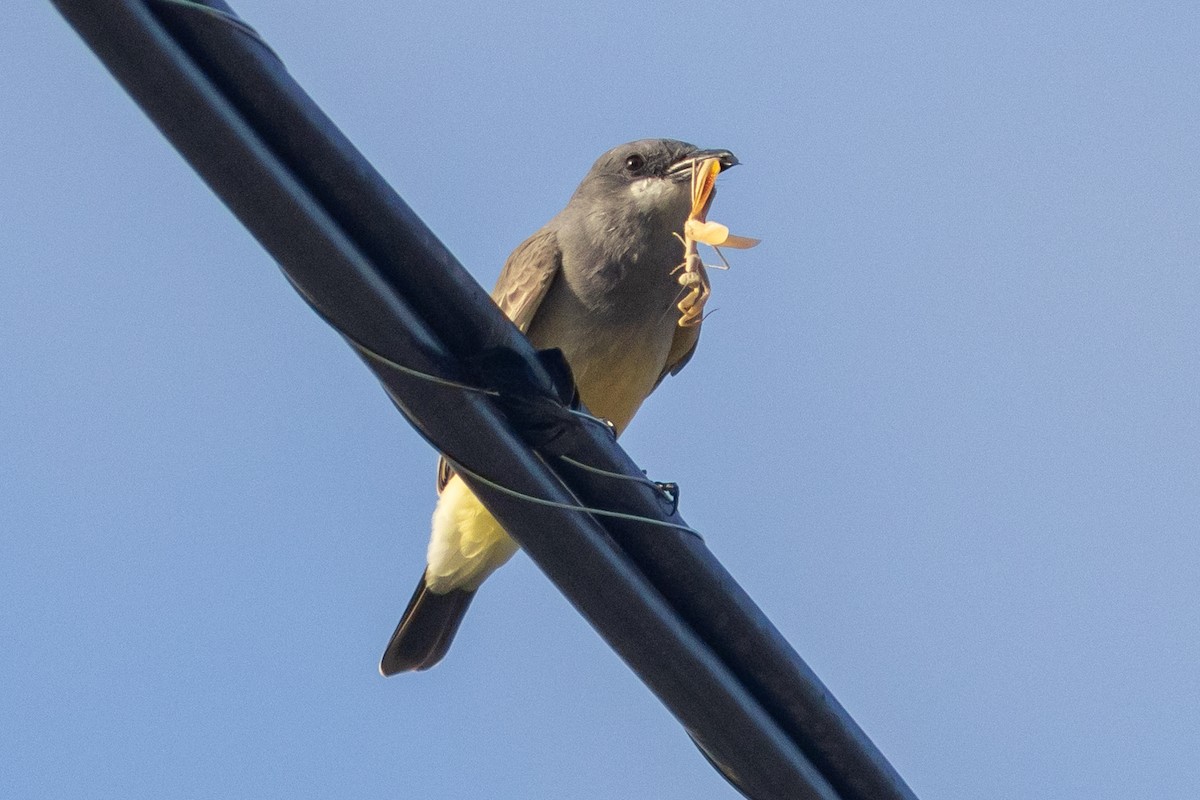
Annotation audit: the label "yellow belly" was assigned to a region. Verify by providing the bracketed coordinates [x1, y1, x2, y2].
[425, 475, 518, 593]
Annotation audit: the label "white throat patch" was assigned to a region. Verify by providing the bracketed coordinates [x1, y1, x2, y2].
[628, 177, 675, 209]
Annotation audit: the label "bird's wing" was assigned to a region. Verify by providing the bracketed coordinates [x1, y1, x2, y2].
[655, 321, 702, 389]
[436, 227, 563, 493]
[491, 226, 563, 333]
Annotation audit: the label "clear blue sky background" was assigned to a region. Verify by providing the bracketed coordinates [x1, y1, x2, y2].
[4, 2, 1198, 798]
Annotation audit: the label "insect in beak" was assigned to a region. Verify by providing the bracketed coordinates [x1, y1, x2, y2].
[672, 158, 760, 327]
[685, 157, 760, 250]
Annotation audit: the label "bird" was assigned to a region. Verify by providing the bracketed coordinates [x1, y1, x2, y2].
[379, 138, 741, 675]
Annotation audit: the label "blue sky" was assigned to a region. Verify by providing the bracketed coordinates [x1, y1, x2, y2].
[4, 2, 1199, 798]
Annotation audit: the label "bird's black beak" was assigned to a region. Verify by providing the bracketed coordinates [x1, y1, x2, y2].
[667, 148, 739, 180]
[693, 149, 739, 171]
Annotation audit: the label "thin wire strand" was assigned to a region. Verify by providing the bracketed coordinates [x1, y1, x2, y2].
[280, 271, 501, 397]
[278, 274, 698, 535]
[558, 454, 666, 493]
[353, 342, 501, 396]
[558, 455, 654, 485]
[449, 460, 702, 538]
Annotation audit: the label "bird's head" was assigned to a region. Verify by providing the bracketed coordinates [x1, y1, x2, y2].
[568, 139, 739, 227]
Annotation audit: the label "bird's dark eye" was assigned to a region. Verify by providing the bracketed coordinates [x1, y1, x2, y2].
[624, 153, 646, 173]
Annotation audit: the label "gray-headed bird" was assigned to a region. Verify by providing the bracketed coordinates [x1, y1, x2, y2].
[380, 139, 747, 674]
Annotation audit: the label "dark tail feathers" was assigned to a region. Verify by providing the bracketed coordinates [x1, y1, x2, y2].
[379, 572, 475, 675]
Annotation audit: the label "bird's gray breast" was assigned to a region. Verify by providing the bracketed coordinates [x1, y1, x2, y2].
[524, 215, 686, 430]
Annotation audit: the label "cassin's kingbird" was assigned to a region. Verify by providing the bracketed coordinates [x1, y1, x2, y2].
[380, 139, 740, 674]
